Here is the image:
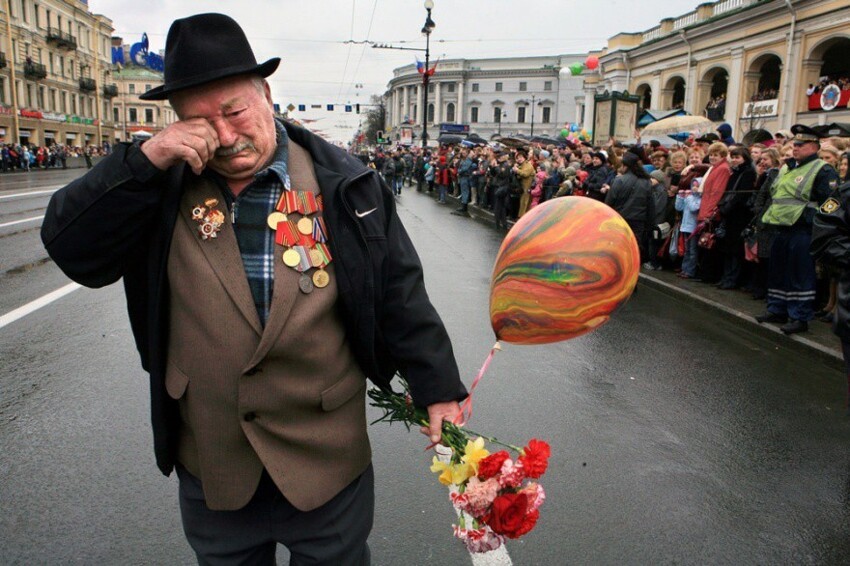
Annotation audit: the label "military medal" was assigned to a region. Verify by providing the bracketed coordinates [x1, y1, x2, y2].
[267, 211, 288, 230]
[298, 274, 315, 294]
[191, 198, 226, 240]
[270, 188, 332, 291]
[282, 248, 301, 267]
[297, 217, 313, 235]
[312, 269, 330, 288]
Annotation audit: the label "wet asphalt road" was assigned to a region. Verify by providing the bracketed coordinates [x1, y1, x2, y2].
[2, 169, 850, 565]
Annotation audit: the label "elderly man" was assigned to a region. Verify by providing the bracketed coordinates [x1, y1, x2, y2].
[41, 13, 466, 565]
[756, 124, 840, 334]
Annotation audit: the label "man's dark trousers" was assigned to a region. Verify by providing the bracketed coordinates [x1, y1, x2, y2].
[177, 464, 374, 565]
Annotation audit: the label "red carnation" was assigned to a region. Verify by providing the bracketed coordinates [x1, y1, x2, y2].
[518, 439, 551, 479]
[482, 492, 529, 538]
[478, 451, 510, 480]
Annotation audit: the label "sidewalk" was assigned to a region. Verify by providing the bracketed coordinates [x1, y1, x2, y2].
[424, 184, 844, 368]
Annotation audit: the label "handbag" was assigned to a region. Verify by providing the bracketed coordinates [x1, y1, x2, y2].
[654, 221, 672, 240]
[698, 231, 716, 249]
[667, 222, 681, 259]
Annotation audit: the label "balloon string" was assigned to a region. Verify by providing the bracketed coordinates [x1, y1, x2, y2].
[454, 341, 501, 427]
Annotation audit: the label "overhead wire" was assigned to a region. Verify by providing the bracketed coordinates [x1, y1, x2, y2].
[336, 0, 357, 98]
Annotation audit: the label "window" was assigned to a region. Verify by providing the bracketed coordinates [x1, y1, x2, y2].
[542, 107, 551, 123]
[495, 82, 502, 92]
[60, 91, 66, 112]
[145, 84, 151, 92]
[493, 106, 502, 122]
[22, 0, 28, 23]
[113, 107, 119, 122]
[129, 83, 135, 94]
[145, 108, 154, 123]
[519, 82, 527, 92]
[427, 103, 434, 123]
[35, 5, 41, 28]
[446, 102, 455, 123]
[70, 93, 76, 114]
[59, 55, 64, 76]
[470, 107, 479, 123]
[128, 107, 137, 122]
[37, 86, 44, 109]
[544, 81, 552, 91]
[26, 84, 33, 107]
[471, 83, 479, 92]
[0, 77, 5, 104]
[428, 83, 434, 93]
[517, 106, 526, 123]
[49, 88, 55, 111]
[49, 51, 53, 73]
[8, 0, 15, 18]
[447, 83, 455, 93]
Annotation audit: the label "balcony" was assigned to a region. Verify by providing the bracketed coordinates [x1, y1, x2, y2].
[24, 62, 47, 80]
[102, 84, 118, 98]
[47, 27, 77, 50]
[0, 52, 6, 69]
[79, 77, 97, 92]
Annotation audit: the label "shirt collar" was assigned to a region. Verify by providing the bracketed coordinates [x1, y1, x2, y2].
[254, 119, 291, 190]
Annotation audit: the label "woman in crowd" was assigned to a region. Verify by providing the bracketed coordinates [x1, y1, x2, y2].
[606, 152, 655, 261]
[716, 146, 757, 289]
[585, 151, 614, 201]
[747, 147, 782, 300]
[696, 143, 733, 282]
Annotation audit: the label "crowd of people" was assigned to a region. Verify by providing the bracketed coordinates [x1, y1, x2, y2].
[807, 75, 850, 95]
[360, 122, 848, 340]
[0, 143, 108, 172]
[704, 94, 726, 121]
[749, 88, 779, 101]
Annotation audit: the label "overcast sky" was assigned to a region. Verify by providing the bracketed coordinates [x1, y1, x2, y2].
[95, 0, 702, 104]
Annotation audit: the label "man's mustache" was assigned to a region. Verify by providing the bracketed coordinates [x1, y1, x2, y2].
[216, 141, 255, 157]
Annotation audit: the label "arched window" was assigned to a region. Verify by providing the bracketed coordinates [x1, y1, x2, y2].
[446, 102, 455, 123]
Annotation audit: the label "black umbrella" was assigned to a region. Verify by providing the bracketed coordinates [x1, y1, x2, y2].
[741, 128, 773, 145]
[437, 134, 463, 145]
[531, 135, 564, 146]
[466, 133, 487, 145]
[814, 123, 850, 138]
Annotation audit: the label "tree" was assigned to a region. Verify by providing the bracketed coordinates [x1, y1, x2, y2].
[361, 94, 386, 146]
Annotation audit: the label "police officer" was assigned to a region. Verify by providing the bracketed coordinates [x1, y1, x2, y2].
[811, 166, 850, 412]
[755, 124, 839, 334]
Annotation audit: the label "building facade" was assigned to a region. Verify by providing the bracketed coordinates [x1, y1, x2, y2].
[0, 0, 118, 147]
[384, 55, 587, 144]
[587, 0, 850, 136]
[109, 47, 175, 143]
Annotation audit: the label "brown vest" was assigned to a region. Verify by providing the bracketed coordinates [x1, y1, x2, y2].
[165, 142, 371, 511]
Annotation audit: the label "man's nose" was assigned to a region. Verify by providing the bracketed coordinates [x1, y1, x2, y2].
[213, 119, 238, 147]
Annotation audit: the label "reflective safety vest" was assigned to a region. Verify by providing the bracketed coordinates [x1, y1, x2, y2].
[761, 159, 826, 226]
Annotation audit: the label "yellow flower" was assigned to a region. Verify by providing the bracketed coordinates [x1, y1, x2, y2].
[461, 437, 490, 474]
[430, 456, 474, 486]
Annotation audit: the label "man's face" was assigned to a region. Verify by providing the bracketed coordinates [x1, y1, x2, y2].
[171, 75, 276, 182]
[750, 147, 762, 162]
[792, 141, 818, 162]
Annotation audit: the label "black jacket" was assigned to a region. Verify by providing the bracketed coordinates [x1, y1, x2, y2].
[717, 163, 756, 251]
[585, 164, 613, 201]
[812, 180, 850, 341]
[41, 122, 467, 475]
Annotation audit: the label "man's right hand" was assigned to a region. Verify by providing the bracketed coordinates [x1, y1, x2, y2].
[140, 119, 221, 175]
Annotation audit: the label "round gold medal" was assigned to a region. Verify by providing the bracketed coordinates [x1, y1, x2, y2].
[312, 269, 330, 288]
[282, 249, 300, 267]
[309, 248, 324, 267]
[297, 217, 313, 235]
[267, 211, 288, 230]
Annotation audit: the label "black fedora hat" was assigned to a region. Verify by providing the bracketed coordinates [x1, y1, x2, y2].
[139, 13, 280, 101]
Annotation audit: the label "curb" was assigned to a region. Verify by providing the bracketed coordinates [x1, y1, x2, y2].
[637, 272, 843, 368]
[407, 183, 844, 369]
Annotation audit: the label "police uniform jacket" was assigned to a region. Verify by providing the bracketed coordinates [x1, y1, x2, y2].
[812, 179, 850, 342]
[41, 122, 468, 485]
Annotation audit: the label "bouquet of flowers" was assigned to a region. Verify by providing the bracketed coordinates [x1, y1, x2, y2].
[369, 380, 551, 554]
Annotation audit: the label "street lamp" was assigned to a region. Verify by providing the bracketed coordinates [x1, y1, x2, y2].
[421, 0, 435, 151]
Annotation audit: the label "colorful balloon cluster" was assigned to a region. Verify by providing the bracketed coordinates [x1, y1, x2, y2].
[559, 124, 592, 142]
[489, 197, 640, 345]
[562, 55, 599, 77]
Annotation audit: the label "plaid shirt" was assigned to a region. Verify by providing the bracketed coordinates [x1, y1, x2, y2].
[221, 120, 291, 327]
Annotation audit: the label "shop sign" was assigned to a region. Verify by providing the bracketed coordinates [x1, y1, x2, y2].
[0, 104, 13, 115]
[43, 112, 67, 122]
[20, 109, 43, 119]
[741, 99, 778, 119]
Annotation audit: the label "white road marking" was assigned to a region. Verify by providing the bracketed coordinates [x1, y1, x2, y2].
[0, 187, 61, 200]
[0, 215, 44, 228]
[0, 282, 82, 330]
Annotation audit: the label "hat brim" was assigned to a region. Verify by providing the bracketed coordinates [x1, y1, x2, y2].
[139, 57, 280, 101]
